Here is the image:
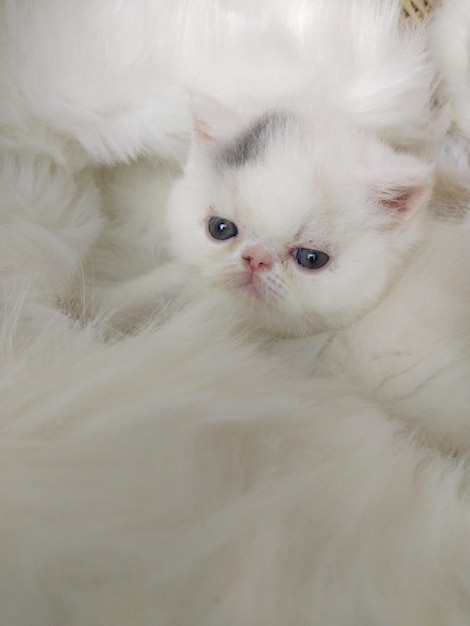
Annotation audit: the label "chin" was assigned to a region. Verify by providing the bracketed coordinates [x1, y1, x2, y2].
[223, 287, 364, 338]
[235, 298, 324, 339]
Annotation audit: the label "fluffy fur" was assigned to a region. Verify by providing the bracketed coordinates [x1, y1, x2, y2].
[0, 152, 102, 318]
[0, 0, 434, 166]
[168, 97, 437, 337]
[166, 102, 470, 453]
[72, 0, 439, 324]
[2, 0, 470, 624]
[99, 17, 470, 452]
[2, 298, 470, 626]
[430, 0, 470, 142]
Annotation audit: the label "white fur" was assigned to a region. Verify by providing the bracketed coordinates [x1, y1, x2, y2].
[168, 105, 435, 336]
[428, 0, 470, 178]
[0, 153, 102, 307]
[0, 0, 437, 320]
[430, 0, 470, 139]
[165, 94, 470, 451]
[2, 0, 470, 624]
[2, 298, 470, 626]
[0, 0, 435, 167]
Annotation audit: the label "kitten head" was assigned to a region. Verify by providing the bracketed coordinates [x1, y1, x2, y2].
[167, 94, 433, 337]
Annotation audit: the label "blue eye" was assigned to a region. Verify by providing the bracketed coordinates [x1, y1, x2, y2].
[208, 216, 238, 241]
[293, 248, 329, 270]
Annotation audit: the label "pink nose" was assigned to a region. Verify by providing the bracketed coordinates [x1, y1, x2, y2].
[242, 246, 273, 271]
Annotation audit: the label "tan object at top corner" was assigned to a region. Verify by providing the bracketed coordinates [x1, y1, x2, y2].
[402, 0, 436, 24]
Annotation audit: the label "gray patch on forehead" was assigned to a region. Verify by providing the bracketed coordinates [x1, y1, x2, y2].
[217, 111, 294, 168]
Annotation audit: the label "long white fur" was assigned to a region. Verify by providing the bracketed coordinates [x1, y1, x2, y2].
[0, 0, 435, 167]
[2, 0, 470, 624]
[2, 298, 470, 626]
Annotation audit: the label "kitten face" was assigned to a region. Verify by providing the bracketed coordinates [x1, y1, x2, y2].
[167, 96, 432, 337]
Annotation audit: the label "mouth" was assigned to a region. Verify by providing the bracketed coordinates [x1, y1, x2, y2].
[232, 272, 265, 298]
[242, 283, 263, 298]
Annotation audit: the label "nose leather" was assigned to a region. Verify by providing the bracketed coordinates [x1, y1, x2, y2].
[242, 245, 273, 271]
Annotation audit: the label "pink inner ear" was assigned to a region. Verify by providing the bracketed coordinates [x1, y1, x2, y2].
[193, 118, 216, 145]
[379, 189, 414, 212]
[377, 185, 427, 213]
[190, 91, 242, 149]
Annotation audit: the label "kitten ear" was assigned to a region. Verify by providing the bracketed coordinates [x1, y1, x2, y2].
[375, 184, 428, 213]
[370, 156, 433, 215]
[189, 92, 241, 149]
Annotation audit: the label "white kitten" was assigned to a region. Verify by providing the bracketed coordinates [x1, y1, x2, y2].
[49, 0, 437, 327]
[165, 93, 470, 452]
[169, 96, 434, 337]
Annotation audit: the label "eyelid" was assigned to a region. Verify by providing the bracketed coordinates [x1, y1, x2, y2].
[294, 243, 331, 257]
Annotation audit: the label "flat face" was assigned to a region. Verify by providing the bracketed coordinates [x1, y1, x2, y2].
[168, 103, 430, 337]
